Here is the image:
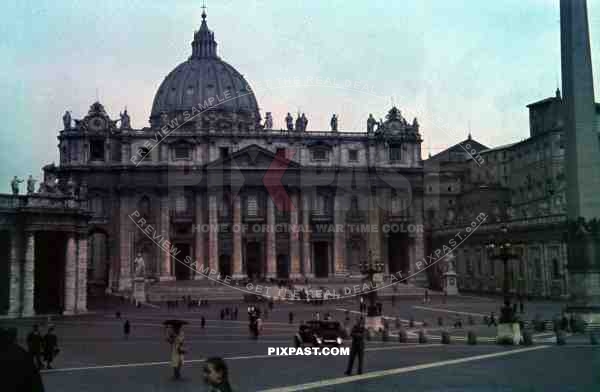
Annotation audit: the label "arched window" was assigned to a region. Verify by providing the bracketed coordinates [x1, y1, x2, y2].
[138, 196, 151, 217]
[91, 196, 105, 217]
[350, 196, 359, 211]
[552, 258, 560, 279]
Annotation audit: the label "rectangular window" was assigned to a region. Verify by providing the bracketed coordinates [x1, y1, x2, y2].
[389, 144, 401, 161]
[349, 149, 358, 162]
[90, 140, 105, 161]
[174, 145, 190, 159]
[311, 149, 328, 161]
[247, 195, 258, 217]
[220, 147, 229, 159]
[175, 194, 188, 213]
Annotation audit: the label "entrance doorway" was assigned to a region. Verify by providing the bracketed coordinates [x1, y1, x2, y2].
[277, 255, 290, 278]
[219, 255, 232, 278]
[388, 232, 408, 276]
[246, 242, 262, 280]
[35, 232, 67, 314]
[314, 242, 329, 278]
[174, 243, 191, 280]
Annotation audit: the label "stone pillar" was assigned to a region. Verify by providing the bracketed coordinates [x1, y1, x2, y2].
[265, 196, 277, 278]
[208, 193, 219, 273]
[194, 192, 205, 279]
[76, 236, 88, 312]
[413, 197, 427, 287]
[8, 231, 21, 317]
[290, 192, 301, 278]
[159, 194, 172, 280]
[367, 191, 381, 265]
[160, 144, 169, 163]
[64, 234, 77, 315]
[121, 142, 130, 164]
[21, 232, 35, 317]
[118, 195, 132, 290]
[302, 192, 313, 278]
[232, 195, 244, 279]
[334, 193, 346, 276]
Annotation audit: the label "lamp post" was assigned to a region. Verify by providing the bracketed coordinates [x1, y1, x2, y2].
[359, 249, 385, 317]
[485, 224, 521, 304]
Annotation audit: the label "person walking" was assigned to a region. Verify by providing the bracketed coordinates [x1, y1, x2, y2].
[123, 320, 131, 340]
[203, 357, 233, 392]
[26, 324, 44, 370]
[43, 326, 58, 369]
[345, 318, 365, 376]
[289, 311, 294, 324]
[167, 324, 185, 380]
[201, 316, 206, 329]
[1, 327, 45, 391]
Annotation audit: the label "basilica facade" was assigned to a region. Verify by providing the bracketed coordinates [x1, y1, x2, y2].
[45, 12, 426, 293]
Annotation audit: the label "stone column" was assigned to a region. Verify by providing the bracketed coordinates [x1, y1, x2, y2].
[194, 193, 205, 279]
[413, 196, 427, 286]
[8, 231, 21, 317]
[367, 191, 381, 265]
[208, 193, 219, 273]
[302, 192, 313, 278]
[160, 144, 169, 163]
[121, 142, 130, 164]
[333, 193, 346, 276]
[76, 236, 88, 312]
[232, 195, 244, 279]
[119, 195, 132, 290]
[265, 196, 277, 278]
[21, 232, 35, 317]
[290, 192, 301, 278]
[64, 234, 77, 315]
[159, 194, 172, 280]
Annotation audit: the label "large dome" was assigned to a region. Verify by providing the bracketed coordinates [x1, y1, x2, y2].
[150, 11, 260, 122]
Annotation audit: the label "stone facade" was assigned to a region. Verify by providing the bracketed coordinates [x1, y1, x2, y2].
[425, 87, 598, 299]
[42, 14, 426, 292]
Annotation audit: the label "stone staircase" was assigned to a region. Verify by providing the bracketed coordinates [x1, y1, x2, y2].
[146, 278, 434, 303]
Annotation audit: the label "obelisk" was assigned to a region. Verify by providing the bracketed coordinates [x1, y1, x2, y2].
[561, 0, 600, 323]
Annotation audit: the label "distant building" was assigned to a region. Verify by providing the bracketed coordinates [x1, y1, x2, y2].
[426, 89, 588, 298]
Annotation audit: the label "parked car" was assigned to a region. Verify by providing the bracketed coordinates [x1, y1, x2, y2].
[294, 320, 344, 348]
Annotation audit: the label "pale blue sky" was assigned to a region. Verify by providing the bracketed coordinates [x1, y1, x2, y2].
[1, 0, 599, 192]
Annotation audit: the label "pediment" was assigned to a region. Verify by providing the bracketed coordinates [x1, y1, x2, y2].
[206, 144, 301, 169]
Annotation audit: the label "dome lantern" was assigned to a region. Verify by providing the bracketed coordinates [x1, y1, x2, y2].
[191, 9, 218, 59]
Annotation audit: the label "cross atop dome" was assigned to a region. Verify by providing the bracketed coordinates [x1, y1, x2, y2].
[191, 1, 218, 59]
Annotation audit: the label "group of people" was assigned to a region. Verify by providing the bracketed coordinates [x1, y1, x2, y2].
[164, 322, 233, 390]
[26, 324, 59, 370]
[1, 327, 45, 391]
[166, 295, 208, 309]
[220, 307, 239, 320]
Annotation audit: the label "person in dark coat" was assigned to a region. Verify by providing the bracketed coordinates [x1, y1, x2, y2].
[1, 327, 45, 392]
[220, 309, 225, 320]
[123, 320, 131, 340]
[43, 326, 58, 369]
[27, 324, 44, 370]
[203, 357, 233, 392]
[201, 316, 206, 329]
[345, 318, 365, 376]
[289, 311, 294, 324]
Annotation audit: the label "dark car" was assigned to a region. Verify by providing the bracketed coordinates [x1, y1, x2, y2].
[294, 320, 344, 348]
